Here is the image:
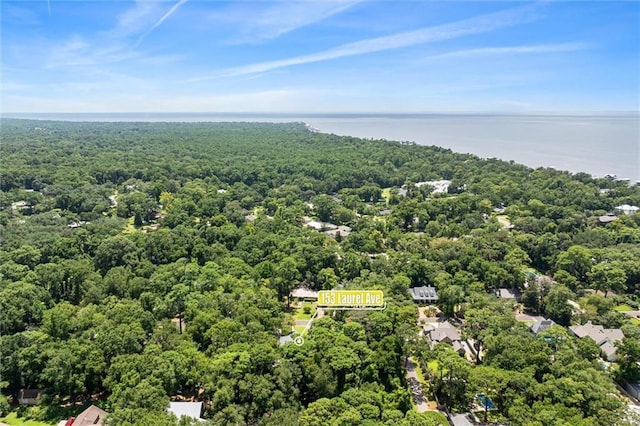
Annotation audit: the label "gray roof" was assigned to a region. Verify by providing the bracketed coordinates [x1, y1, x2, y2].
[600, 342, 618, 361]
[569, 321, 624, 360]
[168, 402, 203, 421]
[291, 287, 318, 299]
[429, 321, 461, 343]
[598, 214, 618, 223]
[408, 286, 438, 302]
[530, 319, 556, 335]
[495, 288, 521, 299]
[450, 413, 476, 426]
[279, 334, 295, 346]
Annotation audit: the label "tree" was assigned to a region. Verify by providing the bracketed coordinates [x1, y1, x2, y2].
[587, 262, 627, 297]
[616, 337, 640, 383]
[401, 411, 448, 426]
[556, 245, 592, 283]
[543, 284, 574, 326]
[95, 235, 139, 274]
[326, 346, 360, 393]
[468, 366, 510, 422]
[438, 285, 464, 317]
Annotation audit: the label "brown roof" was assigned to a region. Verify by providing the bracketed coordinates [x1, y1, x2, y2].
[19, 389, 41, 399]
[73, 405, 108, 426]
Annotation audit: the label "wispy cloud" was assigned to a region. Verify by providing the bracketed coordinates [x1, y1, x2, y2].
[45, 1, 190, 69]
[430, 43, 591, 59]
[46, 35, 138, 68]
[231, 0, 362, 44]
[135, 0, 189, 47]
[187, 4, 541, 82]
[109, 0, 161, 38]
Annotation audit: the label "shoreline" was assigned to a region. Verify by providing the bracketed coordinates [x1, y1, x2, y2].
[2, 113, 638, 183]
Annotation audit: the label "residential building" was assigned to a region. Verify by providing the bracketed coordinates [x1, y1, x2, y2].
[290, 287, 319, 301]
[529, 318, 556, 335]
[168, 402, 204, 422]
[71, 405, 109, 426]
[569, 321, 624, 361]
[18, 389, 41, 406]
[494, 288, 522, 300]
[408, 286, 438, 304]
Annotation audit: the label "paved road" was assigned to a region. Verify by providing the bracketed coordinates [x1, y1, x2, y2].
[405, 357, 429, 412]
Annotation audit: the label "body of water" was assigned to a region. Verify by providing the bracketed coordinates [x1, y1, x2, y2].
[3, 112, 639, 182]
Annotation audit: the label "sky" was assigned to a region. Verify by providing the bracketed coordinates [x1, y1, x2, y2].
[1, 0, 639, 113]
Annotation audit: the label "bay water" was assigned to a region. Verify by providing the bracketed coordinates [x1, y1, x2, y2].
[3, 113, 638, 182]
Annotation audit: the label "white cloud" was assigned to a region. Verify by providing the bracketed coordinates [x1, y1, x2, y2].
[46, 36, 138, 68]
[2, 89, 314, 113]
[109, 0, 162, 38]
[231, 0, 362, 43]
[135, 0, 189, 47]
[44, 0, 190, 70]
[187, 3, 541, 82]
[430, 43, 591, 59]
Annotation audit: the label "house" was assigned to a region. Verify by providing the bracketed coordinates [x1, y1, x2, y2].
[71, 405, 109, 426]
[624, 382, 640, 400]
[304, 219, 323, 230]
[290, 287, 319, 301]
[529, 318, 556, 335]
[427, 321, 461, 345]
[168, 402, 204, 422]
[569, 321, 624, 361]
[598, 214, 617, 224]
[415, 180, 451, 194]
[450, 413, 479, 426]
[621, 311, 640, 321]
[279, 334, 295, 346]
[408, 286, 438, 304]
[11, 200, 31, 210]
[615, 204, 639, 215]
[494, 288, 522, 300]
[424, 320, 475, 360]
[325, 225, 351, 239]
[18, 389, 41, 405]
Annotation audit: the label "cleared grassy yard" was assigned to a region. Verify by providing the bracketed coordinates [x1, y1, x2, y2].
[293, 302, 317, 321]
[614, 304, 634, 312]
[0, 412, 56, 426]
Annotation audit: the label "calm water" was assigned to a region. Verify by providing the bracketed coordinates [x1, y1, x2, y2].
[3, 113, 639, 182]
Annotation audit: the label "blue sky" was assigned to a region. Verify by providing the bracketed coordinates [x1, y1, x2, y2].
[1, 0, 638, 113]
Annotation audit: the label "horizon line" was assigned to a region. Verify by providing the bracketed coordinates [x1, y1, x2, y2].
[2, 110, 639, 117]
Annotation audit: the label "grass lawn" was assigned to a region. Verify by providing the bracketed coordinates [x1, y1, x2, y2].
[293, 302, 317, 321]
[294, 325, 306, 334]
[122, 216, 137, 234]
[0, 412, 56, 426]
[381, 188, 392, 203]
[614, 304, 634, 312]
[413, 360, 426, 383]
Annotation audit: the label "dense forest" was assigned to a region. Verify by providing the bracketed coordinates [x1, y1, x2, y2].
[1, 119, 639, 426]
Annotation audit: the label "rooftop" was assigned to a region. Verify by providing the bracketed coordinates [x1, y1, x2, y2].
[291, 287, 319, 299]
[408, 286, 439, 302]
[529, 318, 556, 335]
[73, 405, 109, 426]
[495, 288, 522, 299]
[168, 402, 203, 421]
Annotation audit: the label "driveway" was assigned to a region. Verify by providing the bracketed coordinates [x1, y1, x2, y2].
[405, 357, 429, 412]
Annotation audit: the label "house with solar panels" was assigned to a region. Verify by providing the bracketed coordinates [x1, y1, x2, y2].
[408, 286, 439, 304]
